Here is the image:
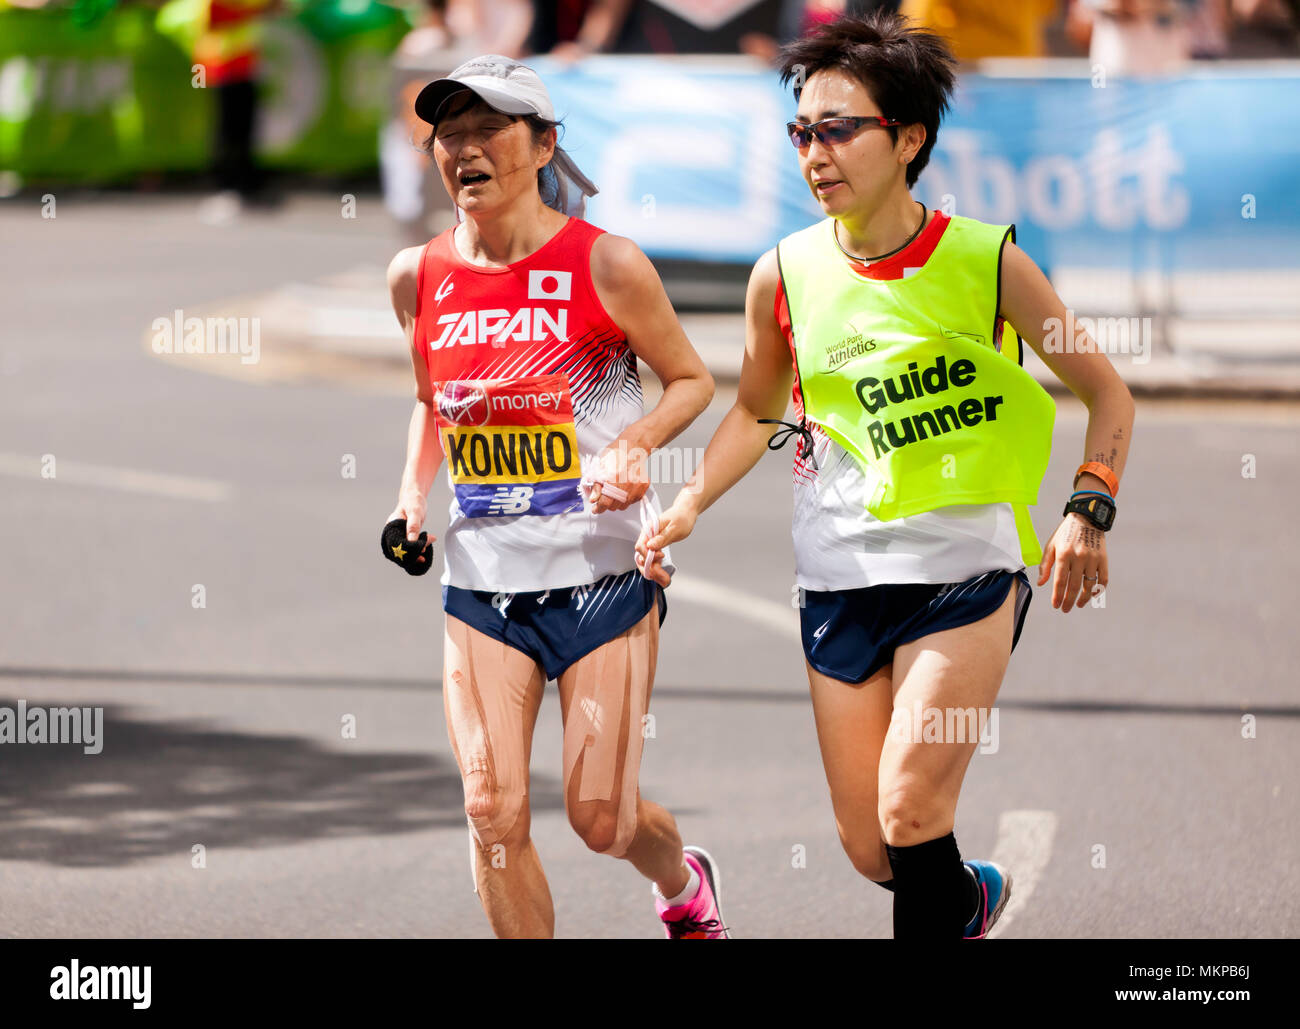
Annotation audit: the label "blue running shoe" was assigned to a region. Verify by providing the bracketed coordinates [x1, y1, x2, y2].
[962, 860, 1012, 939]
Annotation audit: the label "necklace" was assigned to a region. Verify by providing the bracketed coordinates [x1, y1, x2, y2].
[834, 202, 928, 265]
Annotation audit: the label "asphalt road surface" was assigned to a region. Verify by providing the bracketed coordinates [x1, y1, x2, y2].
[1, 192, 1296, 938]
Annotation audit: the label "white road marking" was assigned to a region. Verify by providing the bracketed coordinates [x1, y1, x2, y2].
[987, 809, 1057, 938]
[0, 453, 232, 502]
[667, 574, 801, 640]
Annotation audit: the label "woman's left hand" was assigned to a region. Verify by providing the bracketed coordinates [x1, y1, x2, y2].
[1038, 513, 1108, 612]
[585, 436, 650, 513]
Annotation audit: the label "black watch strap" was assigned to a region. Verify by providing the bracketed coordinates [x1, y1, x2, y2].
[1063, 493, 1116, 532]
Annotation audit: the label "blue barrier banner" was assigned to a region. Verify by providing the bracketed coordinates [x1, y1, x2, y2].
[530, 57, 1300, 270]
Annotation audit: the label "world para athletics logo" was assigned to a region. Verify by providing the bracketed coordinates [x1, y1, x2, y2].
[822, 334, 877, 373]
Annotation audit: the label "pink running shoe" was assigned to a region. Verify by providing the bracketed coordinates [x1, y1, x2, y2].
[655, 846, 730, 939]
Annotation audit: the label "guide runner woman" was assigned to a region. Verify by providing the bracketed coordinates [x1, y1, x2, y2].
[638, 13, 1134, 938]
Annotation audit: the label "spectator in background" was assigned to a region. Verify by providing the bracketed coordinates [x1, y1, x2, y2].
[388, 0, 457, 239]
[1187, 0, 1230, 57]
[195, 0, 282, 223]
[444, 0, 535, 57]
[398, 0, 454, 57]
[464, 0, 635, 59]
[745, 1, 901, 61]
[619, 0, 784, 54]
[900, 0, 1060, 59]
[1224, 0, 1299, 56]
[528, 0, 636, 61]
[791, 0, 903, 36]
[1065, 0, 1212, 73]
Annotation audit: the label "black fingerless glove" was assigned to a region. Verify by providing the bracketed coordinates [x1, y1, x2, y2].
[381, 518, 434, 576]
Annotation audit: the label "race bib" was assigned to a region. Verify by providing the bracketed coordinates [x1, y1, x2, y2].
[433, 375, 583, 518]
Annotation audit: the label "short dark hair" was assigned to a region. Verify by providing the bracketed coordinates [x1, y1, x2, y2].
[420, 90, 563, 202]
[777, 11, 957, 188]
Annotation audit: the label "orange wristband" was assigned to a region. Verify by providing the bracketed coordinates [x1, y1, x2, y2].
[1074, 461, 1118, 497]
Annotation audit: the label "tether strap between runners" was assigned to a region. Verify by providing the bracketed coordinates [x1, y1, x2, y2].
[758, 417, 819, 470]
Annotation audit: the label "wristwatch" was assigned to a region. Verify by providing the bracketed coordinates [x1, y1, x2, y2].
[1063, 492, 1116, 531]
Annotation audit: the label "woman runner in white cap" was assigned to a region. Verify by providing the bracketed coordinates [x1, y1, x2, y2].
[382, 55, 729, 938]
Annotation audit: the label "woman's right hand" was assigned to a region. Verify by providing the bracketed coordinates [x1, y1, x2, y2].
[387, 491, 433, 568]
[634, 498, 697, 588]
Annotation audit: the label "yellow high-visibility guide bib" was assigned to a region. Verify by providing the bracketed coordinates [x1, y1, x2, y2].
[776, 214, 1056, 566]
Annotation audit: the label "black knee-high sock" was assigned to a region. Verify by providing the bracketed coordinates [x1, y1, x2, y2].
[873, 879, 895, 892]
[885, 833, 980, 939]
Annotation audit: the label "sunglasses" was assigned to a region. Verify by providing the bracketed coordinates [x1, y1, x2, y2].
[786, 115, 901, 149]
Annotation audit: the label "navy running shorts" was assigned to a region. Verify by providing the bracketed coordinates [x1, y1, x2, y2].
[442, 569, 667, 681]
[799, 568, 1032, 684]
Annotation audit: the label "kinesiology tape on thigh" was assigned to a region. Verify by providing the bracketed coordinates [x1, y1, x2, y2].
[444, 622, 529, 848]
[561, 618, 652, 858]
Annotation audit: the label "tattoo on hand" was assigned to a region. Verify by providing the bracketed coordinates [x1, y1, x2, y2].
[1066, 522, 1104, 550]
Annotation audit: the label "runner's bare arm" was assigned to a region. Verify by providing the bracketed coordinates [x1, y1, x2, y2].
[634, 248, 794, 583]
[1000, 241, 1135, 608]
[590, 233, 714, 449]
[1001, 242, 1135, 486]
[588, 232, 715, 511]
[683, 247, 794, 515]
[387, 246, 444, 545]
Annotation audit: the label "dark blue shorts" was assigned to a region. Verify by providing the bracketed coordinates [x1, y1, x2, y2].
[799, 568, 1032, 684]
[442, 569, 667, 682]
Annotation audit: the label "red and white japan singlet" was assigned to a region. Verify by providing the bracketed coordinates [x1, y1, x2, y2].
[413, 216, 675, 592]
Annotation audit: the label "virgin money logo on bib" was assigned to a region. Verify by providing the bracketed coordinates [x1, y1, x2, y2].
[435, 382, 489, 426]
[433, 374, 583, 518]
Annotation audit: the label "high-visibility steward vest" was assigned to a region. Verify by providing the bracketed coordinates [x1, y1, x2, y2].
[194, 0, 273, 86]
[776, 214, 1056, 566]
